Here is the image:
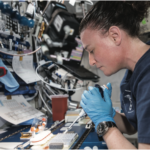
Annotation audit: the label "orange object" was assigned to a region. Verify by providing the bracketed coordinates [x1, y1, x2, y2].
[31, 127, 35, 132]
[42, 122, 46, 127]
[42, 118, 46, 122]
[38, 22, 45, 38]
[35, 128, 39, 133]
[44, 146, 49, 149]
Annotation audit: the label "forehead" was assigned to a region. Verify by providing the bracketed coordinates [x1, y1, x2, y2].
[81, 29, 96, 43]
[81, 28, 97, 40]
[80, 28, 104, 48]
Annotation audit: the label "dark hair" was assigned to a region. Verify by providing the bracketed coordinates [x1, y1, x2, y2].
[79, 1, 150, 37]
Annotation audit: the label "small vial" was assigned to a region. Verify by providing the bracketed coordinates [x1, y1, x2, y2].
[38, 125, 43, 132]
[9, 39, 12, 51]
[35, 128, 39, 134]
[42, 118, 46, 122]
[42, 122, 46, 127]
[30, 126, 36, 138]
[42, 118, 47, 130]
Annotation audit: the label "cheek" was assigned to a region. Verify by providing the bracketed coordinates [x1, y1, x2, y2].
[93, 51, 107, 64]
[93, 51, 101, 62]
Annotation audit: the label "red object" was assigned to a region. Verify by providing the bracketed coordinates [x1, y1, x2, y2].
[42, 118, 46, 122]
[51, 95, 68, 121]
[0, 67, 7, 77]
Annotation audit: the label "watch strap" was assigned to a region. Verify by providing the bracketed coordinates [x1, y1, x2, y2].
[106, 121, 117, 128]
[97, 135, 104, 141]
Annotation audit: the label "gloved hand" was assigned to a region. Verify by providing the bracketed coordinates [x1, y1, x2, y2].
[80, 85, 115, 131]
[106, 83, 116, 118]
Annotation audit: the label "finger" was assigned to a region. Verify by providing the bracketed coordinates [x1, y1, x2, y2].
[83, 90, 92, 99]
[104, 88, 112, 104]
[107, 82, 112, 92]
[107, 82, 112, 97]
[88, 86, 95, 91]
[88, 86, 95, 96]
[80, 100, 86, 109]
[88, 86, 101, 98]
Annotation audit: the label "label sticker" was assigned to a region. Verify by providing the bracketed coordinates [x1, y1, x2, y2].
[53, 15, 63, 32]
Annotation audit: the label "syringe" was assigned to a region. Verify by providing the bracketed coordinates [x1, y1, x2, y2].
[63, 109, 86, 134]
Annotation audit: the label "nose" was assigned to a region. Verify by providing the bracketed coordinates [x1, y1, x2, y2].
[89, 53, 96, 66]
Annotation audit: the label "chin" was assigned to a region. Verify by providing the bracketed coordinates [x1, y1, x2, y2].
[104, 73, 112, 76]
[103, 71, 113, 76]
[104, 69, 119, 76]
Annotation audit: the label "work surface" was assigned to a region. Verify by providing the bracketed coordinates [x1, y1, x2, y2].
[0, 118, 108, 149]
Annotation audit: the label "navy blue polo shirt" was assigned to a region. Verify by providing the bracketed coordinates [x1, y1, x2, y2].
[120, 48, 150, 144]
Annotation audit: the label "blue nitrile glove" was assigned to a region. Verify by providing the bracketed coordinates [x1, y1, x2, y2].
[0, 59, 19, 92]
[80, 86, 115, 131]
[106, 83, 116, 118]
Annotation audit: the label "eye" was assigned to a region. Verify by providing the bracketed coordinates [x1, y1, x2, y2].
[90, 49, 94, 54]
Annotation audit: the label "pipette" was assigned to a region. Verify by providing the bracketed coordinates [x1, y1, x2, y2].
[63, 84, 108, 134]
[63, 109, 86, 134]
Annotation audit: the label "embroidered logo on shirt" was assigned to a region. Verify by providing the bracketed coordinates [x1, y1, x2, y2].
[124, 94, 134, 113]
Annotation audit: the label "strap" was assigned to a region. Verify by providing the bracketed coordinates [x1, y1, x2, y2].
[106, 121, 117, 128]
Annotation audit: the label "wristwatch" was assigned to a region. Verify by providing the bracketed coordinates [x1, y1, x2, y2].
[97, 121, 117, 137]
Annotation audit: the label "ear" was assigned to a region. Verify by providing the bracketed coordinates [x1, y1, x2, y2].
[108, 26, 122, 46]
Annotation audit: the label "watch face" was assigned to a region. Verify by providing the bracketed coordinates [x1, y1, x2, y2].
[98, 123, 105, 134]
[100, 124, 104, 131]
[97, 122, 116, 136]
